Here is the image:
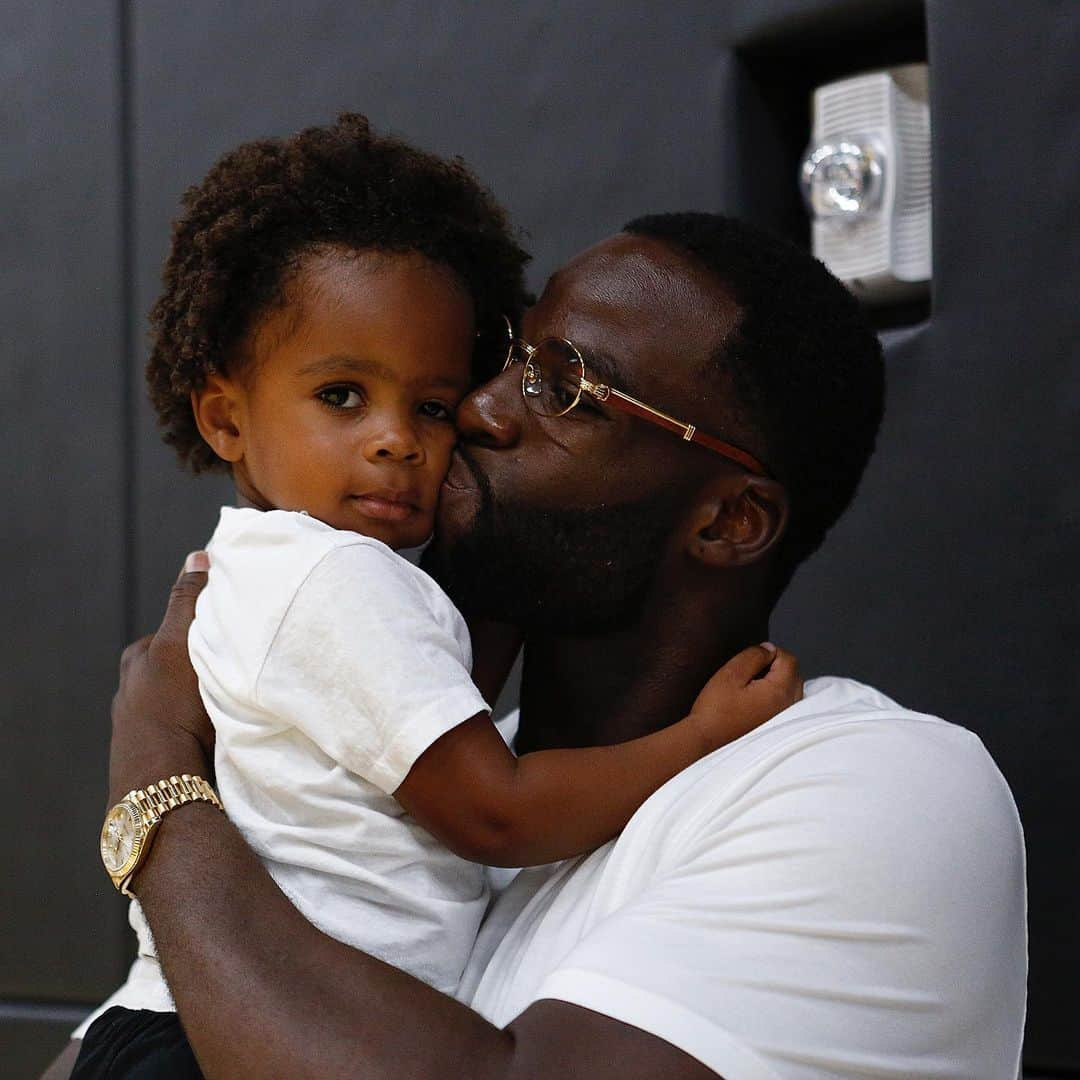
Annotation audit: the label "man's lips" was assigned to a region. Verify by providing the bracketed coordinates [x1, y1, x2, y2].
[350, 490, 422, 522]
[442, 449, 480, 493]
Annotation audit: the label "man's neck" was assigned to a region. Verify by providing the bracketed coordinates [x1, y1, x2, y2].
[514, 588, 769, 753]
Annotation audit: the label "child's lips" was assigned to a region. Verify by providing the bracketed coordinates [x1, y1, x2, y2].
[351, 491, 421, 522]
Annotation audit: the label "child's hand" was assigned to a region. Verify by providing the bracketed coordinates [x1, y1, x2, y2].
[688, 643, 802, 753]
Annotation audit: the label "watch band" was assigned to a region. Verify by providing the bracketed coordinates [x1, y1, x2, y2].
[124, 774, 223, 825]
[103, 774, 224, 898]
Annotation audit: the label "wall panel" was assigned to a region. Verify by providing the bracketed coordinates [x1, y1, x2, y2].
[0, 0, 130, 997]
[766, 2, 1079, 1066]
[0, 0, 130, 1067]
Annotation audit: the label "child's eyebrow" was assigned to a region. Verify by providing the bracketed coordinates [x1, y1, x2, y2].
[297, 353, 467, 390]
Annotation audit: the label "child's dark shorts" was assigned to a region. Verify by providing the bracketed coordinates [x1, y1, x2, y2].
[71, 1006, 203, 1079]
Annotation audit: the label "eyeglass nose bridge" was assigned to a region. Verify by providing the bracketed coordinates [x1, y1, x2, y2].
[522, 354, 544, 398]
[501, 340, 539, 389]
[502, 336, 536, 365]
[499, 341, 551, 419]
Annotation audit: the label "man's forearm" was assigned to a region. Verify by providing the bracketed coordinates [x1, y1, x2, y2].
[135, 803, 515, 1079]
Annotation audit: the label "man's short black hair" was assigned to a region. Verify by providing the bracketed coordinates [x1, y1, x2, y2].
[149, 112, 530, 473]
[623, 212, 885, 579]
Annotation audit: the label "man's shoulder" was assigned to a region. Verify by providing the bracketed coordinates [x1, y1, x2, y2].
[698, 674, 992, 778]
[477, 678, 1027, 1077]
[626, 675, 1019, 854]
[575, 673, 1025, 972]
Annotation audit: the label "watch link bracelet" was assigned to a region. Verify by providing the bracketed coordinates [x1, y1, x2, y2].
[100, 774, 223, 897]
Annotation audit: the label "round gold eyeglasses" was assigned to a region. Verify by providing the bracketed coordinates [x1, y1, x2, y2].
[485, 315, 768, 476]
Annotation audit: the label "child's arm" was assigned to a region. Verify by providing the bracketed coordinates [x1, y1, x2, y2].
[394, 643, 801, 867]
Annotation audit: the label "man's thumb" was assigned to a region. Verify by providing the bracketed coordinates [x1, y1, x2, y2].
[180, 550, 210, 578]
[161, 550, 210, 637]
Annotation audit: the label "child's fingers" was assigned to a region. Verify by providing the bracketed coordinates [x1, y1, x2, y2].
[760, 647, 804, 705]
[719, 642, 779, 687]
[762, 647, 800, 686]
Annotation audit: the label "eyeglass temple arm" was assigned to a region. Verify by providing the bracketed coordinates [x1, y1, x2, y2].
[592, 384, 768, 476]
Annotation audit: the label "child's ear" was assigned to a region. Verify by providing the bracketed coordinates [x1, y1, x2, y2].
[191, 372, 245, 463]
[684, 473, 789, 569]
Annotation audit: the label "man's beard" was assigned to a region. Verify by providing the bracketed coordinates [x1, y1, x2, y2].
[425, 451, 684, 635]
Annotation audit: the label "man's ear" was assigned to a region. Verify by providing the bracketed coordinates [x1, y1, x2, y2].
[684, 473, 789, 569]
[191, 372, 245, 463]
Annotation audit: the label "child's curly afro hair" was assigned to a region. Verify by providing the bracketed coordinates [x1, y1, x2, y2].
[147, 113, 531, 473]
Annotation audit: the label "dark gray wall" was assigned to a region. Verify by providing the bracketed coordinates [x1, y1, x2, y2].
[3, 1, 1076, 1074]
[1, 1, 132, 1069]
[772, 6, 1079, 1067]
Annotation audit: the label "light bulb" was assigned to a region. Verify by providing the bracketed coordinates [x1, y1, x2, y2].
[800, 138, 885, 222]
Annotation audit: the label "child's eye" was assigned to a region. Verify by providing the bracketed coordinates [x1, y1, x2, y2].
[318, 386, 364, 410]
[418, 400, 455, 421]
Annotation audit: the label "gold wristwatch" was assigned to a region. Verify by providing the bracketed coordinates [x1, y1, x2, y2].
[100, 774, 223, 896]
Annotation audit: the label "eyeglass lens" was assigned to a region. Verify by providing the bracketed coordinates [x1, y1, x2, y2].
[511, 340, 584, 418]
[474, 316, 516, 380]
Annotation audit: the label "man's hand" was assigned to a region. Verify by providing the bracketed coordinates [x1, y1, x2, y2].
[108, 551, 214, 805]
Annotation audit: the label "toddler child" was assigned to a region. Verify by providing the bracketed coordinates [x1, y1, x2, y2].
[72, 115, 799, 1077]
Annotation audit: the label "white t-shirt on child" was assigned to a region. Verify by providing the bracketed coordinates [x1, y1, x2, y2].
[76, 506, 491, 1032]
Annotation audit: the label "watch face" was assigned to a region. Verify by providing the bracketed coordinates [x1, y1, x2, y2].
[101, 802, 143, 876]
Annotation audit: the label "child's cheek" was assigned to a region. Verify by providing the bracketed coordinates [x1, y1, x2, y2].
[434, 426, 459, 466]
[425, 428, 459, 493]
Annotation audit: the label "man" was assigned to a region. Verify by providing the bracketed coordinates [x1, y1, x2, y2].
[74, 214, 1027, 1077]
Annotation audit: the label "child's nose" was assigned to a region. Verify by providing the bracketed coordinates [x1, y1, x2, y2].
[365, 420, 424, 464]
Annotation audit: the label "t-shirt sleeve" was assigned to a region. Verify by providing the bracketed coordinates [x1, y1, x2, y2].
[531, 721, 1027, 1079]
[254, 543, 489, 795]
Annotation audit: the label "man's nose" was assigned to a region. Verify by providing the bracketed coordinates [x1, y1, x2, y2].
[363, 416, 425, 464]
[457, 371, 523, 449]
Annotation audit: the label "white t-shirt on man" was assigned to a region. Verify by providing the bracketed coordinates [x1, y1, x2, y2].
[76, 506, 491, 1033]
[461, 677, 1027, 1079]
